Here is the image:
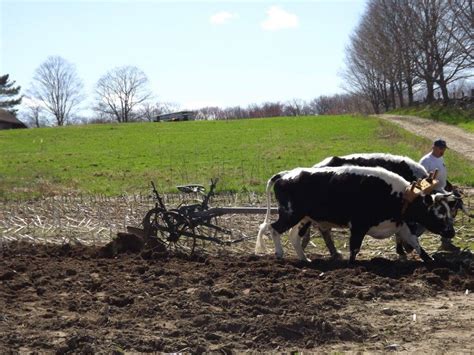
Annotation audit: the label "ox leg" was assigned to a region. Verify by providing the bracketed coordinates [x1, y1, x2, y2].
[319, 227, 342, 259]
[271, 214, 304, 260]
[255, 222, 285, 258]
[299, 222, 311, 250]
[270, 228, 284, 259]
[395, 234, 407, 261]
[398, 224, 433, 263]
[349, 227, 368, 264]
[289, 220, 311, 262]
[396, 242, 407, 261]
[418, 246, 433, 263]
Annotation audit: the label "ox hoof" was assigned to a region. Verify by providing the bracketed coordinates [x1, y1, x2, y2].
[398, 254, 408, 262]
[274, 253, 284, 259]
[330, 251, 343, 260]
[298, 257, 312, 263]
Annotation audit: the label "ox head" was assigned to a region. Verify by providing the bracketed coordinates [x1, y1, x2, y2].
[406, 192, 456, 239]
[447, 187, 472, 219]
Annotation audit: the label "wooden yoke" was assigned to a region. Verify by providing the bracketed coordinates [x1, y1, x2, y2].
[402, 169, 439, 213]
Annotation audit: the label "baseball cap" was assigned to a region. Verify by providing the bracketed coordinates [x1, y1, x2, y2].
[433, 138, 448, 148]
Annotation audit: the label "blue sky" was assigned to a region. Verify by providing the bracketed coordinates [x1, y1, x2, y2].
[1, 0, 367, 113]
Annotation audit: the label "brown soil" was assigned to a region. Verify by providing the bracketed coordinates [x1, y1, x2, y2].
[0, 238, 473, 353]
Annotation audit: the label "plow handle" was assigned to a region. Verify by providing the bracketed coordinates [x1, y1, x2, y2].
[151, 181, 167, 211]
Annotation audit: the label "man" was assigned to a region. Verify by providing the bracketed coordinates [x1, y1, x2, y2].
[419, 138, 448, 191]
[419, 138, 459, 252]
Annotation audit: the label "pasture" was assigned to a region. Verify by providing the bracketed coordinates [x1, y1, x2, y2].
[1, 115, 473, 200]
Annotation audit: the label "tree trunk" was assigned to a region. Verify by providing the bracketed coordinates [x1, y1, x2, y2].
[397, 79, 405, 108]
[425, 79, 435, 103]
[437, 71, 450, 104]
[389, 82, 396, 109]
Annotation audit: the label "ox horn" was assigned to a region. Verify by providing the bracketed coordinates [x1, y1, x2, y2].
[434, 192, 454, 202]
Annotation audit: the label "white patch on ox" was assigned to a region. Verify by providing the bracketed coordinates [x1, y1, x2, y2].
[313, 156, 334, 168]
[367, 220, 400, 239]
[433, 200, 451, 220]
[288, 219, 311, 262]
[280, 167, 308, 181]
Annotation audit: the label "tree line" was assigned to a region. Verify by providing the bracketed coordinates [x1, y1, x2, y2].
[194, 95, 373, 120]
[343, 0, 472, 113]
[1, 0, 472, 126]
[1, 56, 373, 126]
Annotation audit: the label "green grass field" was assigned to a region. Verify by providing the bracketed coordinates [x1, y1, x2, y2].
[459, 121, 474, 133]
[1, 115, 473, 199]
[389, 104, 474, 132]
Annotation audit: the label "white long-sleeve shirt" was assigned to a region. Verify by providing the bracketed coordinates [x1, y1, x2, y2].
[419, 153, 447, 191]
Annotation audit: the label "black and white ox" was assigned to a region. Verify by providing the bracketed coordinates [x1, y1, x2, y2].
[302, 153, 470, 259]
[255, 166, 456, 263]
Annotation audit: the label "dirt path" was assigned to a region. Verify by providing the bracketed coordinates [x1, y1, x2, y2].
[375, 114, 474, 163]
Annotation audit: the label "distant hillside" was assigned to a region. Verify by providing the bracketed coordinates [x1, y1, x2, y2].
[1, 115, 473, 199]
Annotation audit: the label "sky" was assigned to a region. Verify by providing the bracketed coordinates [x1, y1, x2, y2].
[1, 0, 367, 114]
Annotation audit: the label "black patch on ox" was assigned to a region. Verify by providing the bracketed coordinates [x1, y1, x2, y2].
[271, 170, 402, 236]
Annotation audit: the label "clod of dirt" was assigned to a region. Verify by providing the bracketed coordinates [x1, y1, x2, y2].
[197, 289, 213, 303]
[99, 232, 166, 258]
[106, 295, 134, 308]
[57, 334, 95, 354]
[0, 271, 16, 281]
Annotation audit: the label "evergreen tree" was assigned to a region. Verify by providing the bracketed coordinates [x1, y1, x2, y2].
[0, 74, 22, 115]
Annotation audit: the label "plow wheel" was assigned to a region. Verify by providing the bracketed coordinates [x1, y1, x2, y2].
[142, 208, 198, 254]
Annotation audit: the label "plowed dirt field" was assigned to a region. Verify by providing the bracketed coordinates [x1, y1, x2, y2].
[1, 239, 472, 353]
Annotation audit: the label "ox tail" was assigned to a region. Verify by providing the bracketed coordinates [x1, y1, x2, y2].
[255, 172, 285, 254]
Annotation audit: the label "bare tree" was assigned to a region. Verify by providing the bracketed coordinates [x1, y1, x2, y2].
[94, 66, 152, 123]
[29, 56, 83, 126]
[284, 99, 306, 116]
[23, 100, 44, 128]
[446, 0, 473, 61]
[137, 101, 181, 122]
[343, 0, 472, 108]
[434, 0, 473, 101]
[342, 17, 387, 114]
[137, 102, 158, 122]
[404, 0, 472, 103]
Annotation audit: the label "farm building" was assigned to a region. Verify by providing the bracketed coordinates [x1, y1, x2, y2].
[155, 111, 195, 122]
[0, 108, 27, 129]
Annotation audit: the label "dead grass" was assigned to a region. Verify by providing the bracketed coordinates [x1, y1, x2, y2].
[1, 191, 472, 258]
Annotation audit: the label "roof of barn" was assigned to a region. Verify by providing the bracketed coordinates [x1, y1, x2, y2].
[0, 108, 27, 128]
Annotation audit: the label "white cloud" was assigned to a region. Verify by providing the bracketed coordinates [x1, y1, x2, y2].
[261, 6, 299, 31]
[210, 11, 237, 25]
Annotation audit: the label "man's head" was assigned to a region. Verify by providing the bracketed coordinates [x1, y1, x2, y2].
[432, 138, 447, 157]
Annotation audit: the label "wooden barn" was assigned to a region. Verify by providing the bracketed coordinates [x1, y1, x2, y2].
[0, 109, 27, 129]
[155, 111, 195, 122]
